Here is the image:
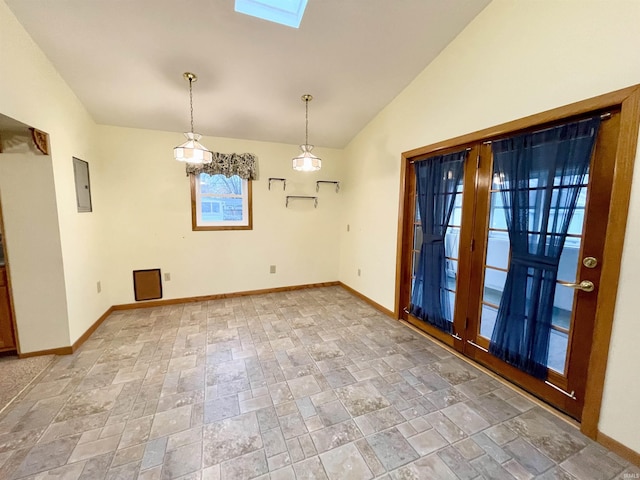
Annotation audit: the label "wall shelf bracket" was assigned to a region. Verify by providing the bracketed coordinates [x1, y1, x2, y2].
[268, 178, 287, 190]
[316, 180, 340, 193]
[286, 196, 318, 208]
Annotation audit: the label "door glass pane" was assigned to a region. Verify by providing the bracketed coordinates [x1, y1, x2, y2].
[557, 239, 581, 283]
[486, 232, 509, 269]
[483, 268, 506, 305]
[567, 210, 585, 236]
[480, 304, 497, 339]
[526, 234, 541, 254]
[447, 291, 456, 320]
[552, 283, 574, 330]
[489, 193, 507, 229]
[446, 259, 458, 290]
[411, 195, 421, 282]
[567, 187, 587, 235]
[553, 172, 589, 187]
[548, 329, 569, 373]
[492, 172, 505, 188]
[413, 225, 423, 250]
[445, 227, 461, 259]
[451, 193, 463, 226]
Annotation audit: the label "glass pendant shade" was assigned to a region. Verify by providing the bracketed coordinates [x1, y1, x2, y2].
[174, 132, 213, 164]
[292, 144, 321, 171]
[292, 94, 321, 172]
[174, 72, 212, 165]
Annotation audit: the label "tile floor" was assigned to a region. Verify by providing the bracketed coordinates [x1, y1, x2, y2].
[0, 286, 637, 479]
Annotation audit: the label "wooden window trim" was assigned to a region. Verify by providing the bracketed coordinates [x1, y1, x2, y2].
[190, 173, 253, 231]
[395, 84, 640, 439]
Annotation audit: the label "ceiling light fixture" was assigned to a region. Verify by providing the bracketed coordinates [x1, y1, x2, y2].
[174, 72, 212, 164]
[292, 94, 321, 172]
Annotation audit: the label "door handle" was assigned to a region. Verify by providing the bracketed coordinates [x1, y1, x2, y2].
[558, 280, 594, 292]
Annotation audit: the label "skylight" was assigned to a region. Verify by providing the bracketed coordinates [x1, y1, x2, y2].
[235, 0, 309, 28]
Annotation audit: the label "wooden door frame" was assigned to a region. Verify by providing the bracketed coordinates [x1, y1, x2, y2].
[394, 84, 640, 439]
[0, 195, 20, 353]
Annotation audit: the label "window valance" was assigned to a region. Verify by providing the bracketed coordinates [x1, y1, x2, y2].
[185, 152, 258, 180]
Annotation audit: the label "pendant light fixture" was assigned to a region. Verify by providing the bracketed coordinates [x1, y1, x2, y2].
[292, 94, 321, 172]
[174, 72, 213, 164]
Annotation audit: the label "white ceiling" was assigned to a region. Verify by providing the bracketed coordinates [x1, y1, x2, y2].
[5, 0, 490, 148]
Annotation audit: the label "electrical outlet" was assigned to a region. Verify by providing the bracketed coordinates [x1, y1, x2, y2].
[270, 265, 276, 274]
[357, 268, 361, 277]
[164, 272, 171, 281]
[96, 281, 101, 293]
[347, 224, 350, 232]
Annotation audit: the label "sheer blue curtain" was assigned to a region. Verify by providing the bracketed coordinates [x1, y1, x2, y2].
[489, 116, 600, 379]
[410, 150, 466, 333]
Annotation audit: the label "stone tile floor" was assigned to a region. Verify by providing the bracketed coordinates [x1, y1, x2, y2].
[0, 286, 638, 479]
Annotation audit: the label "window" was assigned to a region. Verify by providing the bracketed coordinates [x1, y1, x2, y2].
[190, 173, 252, 230]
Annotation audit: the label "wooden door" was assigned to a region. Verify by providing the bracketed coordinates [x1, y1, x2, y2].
[0, 266, 16, 351]
[399, 110, 622, 421]
[0, 204, 16, 352]
[463, 112, 620, 420]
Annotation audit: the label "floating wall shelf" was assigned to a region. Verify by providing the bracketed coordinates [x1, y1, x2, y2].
[268, 178, 287, 190]
[286, 196, 318, 208]
[316, 180, 340, 193]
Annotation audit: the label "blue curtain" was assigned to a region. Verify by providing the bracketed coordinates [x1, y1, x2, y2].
[489, 116, 600, 379]
[410, 150, 467, 333]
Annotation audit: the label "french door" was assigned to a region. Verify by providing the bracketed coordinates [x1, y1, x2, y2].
[399, 109, 621, 421]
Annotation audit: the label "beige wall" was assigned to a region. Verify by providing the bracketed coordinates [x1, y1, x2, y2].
[339, 0, 640, 454]
[0, 0, 111, 351]
[97, 125, 344, 305]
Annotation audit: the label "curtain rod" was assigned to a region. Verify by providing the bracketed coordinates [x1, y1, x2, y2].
[482, 112, 611, 145]
[409, 147, 471, 164]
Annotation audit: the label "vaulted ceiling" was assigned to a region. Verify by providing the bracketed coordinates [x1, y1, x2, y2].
[6, 0, 490, 148]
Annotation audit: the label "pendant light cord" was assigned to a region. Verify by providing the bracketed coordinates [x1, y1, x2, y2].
[305, 97, 309, 145]
[189, 77, 194, 134]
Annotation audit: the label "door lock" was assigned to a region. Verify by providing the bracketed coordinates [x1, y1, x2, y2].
[583, 257, 598, 269]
